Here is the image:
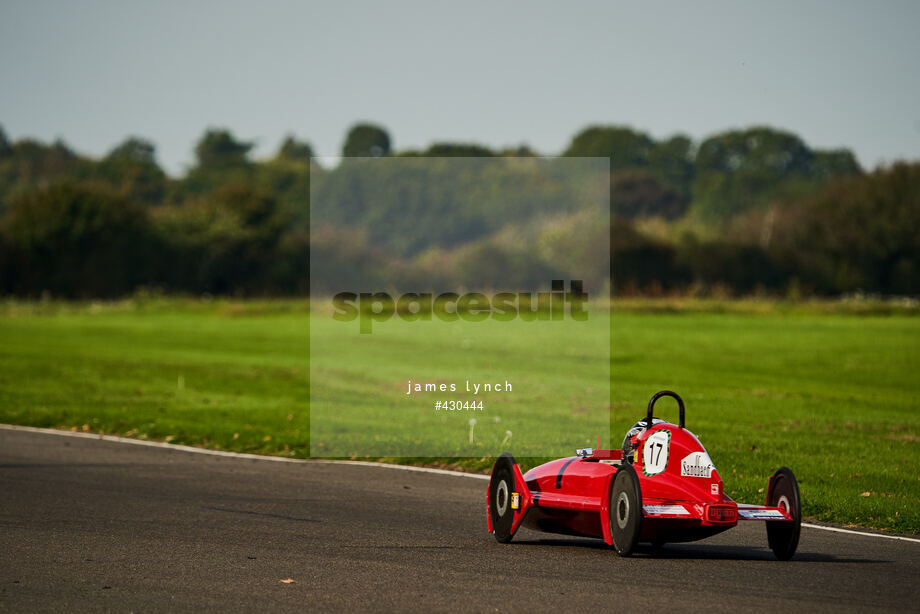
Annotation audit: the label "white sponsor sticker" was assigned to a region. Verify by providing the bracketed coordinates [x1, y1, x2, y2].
[711, 483, 719, 495]
[680, 451, 714, 478]
[738, 509, 787, 519]
[643, 504, 690, 515]
[642, 430, 670, 476]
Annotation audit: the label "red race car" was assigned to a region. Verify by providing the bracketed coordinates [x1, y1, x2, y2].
[487, 391, 801, 559]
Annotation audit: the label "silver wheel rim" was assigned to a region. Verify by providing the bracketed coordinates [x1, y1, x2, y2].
[778, 494, 791, 516]
[616, 491, 630, 529]
[496, 479, 509, 517]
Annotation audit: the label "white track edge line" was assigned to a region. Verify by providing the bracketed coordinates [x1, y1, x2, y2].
[4, 423, 919, 542]
[0, 424, 489, 480]
[800, 523, 920, 544]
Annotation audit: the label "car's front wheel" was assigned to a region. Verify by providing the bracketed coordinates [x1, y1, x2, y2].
[610, 464, 643, 556]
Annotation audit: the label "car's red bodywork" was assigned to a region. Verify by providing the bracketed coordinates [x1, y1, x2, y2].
[487, 391, 800, 558]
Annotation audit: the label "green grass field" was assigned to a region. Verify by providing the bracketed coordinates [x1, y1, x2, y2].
[1, 298, 918, 533]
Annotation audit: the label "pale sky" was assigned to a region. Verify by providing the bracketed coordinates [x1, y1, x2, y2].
[1, 0, 918, 175]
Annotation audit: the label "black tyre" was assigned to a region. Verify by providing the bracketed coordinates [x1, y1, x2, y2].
[489, 453, 516, 543]
[766, 466, 801, 560]
[610, 464, 643, 556]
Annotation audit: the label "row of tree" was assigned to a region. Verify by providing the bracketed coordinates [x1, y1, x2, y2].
[610, 161, 920, 297]
[310, 161, 919, 298]
[0, 123, 916, 298]
[0, 122, 860, 221]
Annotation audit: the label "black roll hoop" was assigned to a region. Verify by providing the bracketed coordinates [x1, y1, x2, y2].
[646, 390, 685, 429]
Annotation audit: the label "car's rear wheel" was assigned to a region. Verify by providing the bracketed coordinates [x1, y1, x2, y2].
[766, 466, 801, 560]
[610, 464, 642, 556]
[489, 453, 516, 543]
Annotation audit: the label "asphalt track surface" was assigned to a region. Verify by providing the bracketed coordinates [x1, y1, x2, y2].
[2, 428, 919, 613]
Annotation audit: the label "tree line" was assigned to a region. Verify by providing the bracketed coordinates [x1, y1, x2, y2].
[0, 122, 917, 298]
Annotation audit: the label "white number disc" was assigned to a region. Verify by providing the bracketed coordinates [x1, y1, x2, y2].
[642, 430, 670, 476]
